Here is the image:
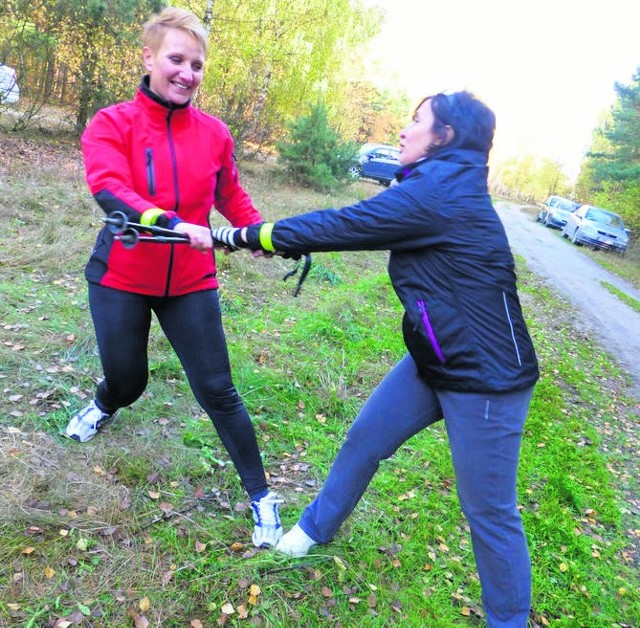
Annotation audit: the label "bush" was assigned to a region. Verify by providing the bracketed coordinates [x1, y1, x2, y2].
[276, 103, 357, 192]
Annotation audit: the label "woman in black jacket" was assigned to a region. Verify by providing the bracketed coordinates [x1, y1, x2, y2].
[214, 91, 539, 628]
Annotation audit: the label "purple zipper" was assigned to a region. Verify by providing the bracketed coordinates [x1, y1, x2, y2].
[417, 300, 446, 363]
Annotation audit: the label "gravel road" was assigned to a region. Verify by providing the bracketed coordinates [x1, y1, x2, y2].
[494, 200, 640, 398]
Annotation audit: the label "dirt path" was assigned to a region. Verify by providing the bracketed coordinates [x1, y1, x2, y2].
[494, 200, 640, 398]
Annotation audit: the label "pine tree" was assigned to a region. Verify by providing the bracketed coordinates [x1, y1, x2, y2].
[276, 103, 357, 192]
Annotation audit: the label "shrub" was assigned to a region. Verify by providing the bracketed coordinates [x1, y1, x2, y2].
[276, 103, 357, 192]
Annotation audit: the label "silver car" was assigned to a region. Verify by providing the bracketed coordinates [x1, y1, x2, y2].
[562, 204, 629, 254]
[536, 195, 579, 229]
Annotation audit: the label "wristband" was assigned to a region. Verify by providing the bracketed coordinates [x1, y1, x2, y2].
[245, 223, 275, 251]
[140, 207, 165, 226]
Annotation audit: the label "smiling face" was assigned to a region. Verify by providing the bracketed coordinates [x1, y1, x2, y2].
[399, 98, 453, 165]
[143, 27, 205, 105]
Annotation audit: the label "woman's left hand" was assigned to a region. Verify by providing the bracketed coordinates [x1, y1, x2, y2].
[174, 222, 213, 252]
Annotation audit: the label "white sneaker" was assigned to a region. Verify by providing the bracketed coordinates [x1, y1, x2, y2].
[65, 400, 114, 443]
[275, 523, 317, 557]
[251, 492, 284, 548]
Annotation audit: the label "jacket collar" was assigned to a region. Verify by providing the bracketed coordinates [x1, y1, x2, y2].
[395, 148, 488, 182]
[138, 75, 192, 112]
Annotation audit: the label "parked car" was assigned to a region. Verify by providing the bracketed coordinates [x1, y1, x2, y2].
[536, 195, 580, 229]
[562, 204, 629, 254]
[0, 62, 20, 104]
[349, 144, 400, 186]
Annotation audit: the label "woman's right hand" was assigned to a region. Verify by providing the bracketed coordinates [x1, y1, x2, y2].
[173, 222, 213, 252]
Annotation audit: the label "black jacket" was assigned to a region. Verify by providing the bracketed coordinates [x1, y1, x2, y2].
[270, 148, 539, 393]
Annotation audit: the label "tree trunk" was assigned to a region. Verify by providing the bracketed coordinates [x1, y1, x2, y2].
[75, 48, 99, 134]
[203, 0, 214, 32]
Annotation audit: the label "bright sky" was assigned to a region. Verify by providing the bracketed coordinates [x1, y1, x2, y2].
[362, 0, 640, 180]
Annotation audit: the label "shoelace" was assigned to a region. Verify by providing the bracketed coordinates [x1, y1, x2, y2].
[252, 493, 283, 525]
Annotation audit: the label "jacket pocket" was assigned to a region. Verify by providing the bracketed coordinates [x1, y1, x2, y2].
[145, 147, 156, 196]
[416, 299, 446, 363]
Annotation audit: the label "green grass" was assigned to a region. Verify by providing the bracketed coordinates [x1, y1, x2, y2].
[601, 281, 640, 313]
[0, 133, 638, 626]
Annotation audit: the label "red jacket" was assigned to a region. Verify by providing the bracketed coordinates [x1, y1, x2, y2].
[81, 78, 262, 296]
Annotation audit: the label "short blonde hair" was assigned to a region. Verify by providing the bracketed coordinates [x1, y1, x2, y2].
[142, 6, 208, 55]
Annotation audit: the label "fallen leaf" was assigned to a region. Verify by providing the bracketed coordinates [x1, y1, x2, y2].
[44, 566, 55, 578]
[221, 602, 235, 615]
[162, 570, 174, 586]
[333, 555, 347, 570]
[21, 546, 35, 555]
[76, 538, 89, 551]
[77, 603, 91, 616]
[133, 615, 150, 628]
[195, 541, 207, 552]
[249, 584, 261, 597]
[139, 597, 151, 613]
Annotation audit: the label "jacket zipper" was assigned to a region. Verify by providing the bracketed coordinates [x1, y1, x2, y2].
[145, 147, 156, 196]
[502, 291, 523, 366]
[163, 109, 178, 297]
[417, 300, 446, 363]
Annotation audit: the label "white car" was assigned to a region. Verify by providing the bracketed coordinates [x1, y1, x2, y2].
[562, 204, 629, 254]
[0, 63, 20, 104]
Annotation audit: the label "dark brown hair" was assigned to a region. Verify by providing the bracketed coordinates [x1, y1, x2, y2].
[417, 91, 496, 155]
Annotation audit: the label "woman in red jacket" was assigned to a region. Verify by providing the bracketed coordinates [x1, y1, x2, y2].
[64, 6, 281, 548]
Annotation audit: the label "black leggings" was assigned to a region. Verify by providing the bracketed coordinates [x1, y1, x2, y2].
[88, 283, 267, 497]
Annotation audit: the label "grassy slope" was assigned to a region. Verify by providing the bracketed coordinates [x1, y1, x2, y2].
[0, 134, 638, 627]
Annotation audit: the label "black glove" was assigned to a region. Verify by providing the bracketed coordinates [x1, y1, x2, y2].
[211, 226, 246, 251]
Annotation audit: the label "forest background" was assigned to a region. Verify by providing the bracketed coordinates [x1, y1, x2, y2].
[1, 1, 639, 625]
[1, 0, 639, 236]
